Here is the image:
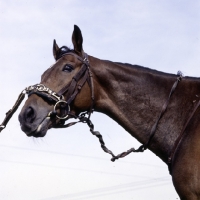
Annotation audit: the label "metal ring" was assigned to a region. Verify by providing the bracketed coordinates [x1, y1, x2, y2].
[53, 100, 70, 120]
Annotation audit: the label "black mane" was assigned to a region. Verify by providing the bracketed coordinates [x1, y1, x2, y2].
[56, 46, 73, 60]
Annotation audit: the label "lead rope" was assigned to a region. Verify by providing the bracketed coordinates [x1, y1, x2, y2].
[56, 72, 183, 162]
[0, 90, 26, 133]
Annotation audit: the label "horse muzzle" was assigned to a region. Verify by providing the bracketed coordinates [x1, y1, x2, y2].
[18, 103, 53, 137]
[19, 114, 51, 137]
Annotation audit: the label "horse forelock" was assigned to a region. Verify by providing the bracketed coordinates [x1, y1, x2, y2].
[57, 46, 73, 60]
[41, 46, 73, 82]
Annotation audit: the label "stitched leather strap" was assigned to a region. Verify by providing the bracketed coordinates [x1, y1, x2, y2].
[168, 100, 200, 174]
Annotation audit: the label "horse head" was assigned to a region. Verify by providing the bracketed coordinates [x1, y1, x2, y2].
[18, 25, 93, 137]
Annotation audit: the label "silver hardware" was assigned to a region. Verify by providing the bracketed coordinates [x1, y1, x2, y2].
[26, 84, 61, 101]
[53, 100, 70, 119]
[83, 56, 89, 64]
[51, 92, 62, 101]
[177, 71, 184, 77]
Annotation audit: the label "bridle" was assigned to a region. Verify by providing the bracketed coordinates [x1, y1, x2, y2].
[26, 52, 94, 122]
[0, 52, 200, 175]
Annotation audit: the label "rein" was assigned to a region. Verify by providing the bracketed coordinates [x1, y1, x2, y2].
[0, 52, 198, 174]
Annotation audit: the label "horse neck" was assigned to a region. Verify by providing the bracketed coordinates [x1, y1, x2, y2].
[89, 56, 200, 163]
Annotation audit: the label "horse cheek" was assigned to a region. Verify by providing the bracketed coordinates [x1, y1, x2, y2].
[73, 84, 91, 111]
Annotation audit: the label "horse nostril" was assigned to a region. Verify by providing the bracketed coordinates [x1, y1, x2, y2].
[25, 107, 36, 123]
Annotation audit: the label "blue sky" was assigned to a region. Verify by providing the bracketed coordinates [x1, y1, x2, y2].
[0, 1, 200, 199]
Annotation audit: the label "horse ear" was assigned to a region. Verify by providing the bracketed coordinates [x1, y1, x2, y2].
[53, 39, 60, 60]
[72, 25, 83, 53]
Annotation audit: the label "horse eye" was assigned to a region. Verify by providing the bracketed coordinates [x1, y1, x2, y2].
[62, 64, 74, 72]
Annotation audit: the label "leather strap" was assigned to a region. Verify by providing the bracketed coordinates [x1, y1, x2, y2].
[0, 90, 26, 132]
[168, 100, 200, 174]
[137, 75, 182, 152]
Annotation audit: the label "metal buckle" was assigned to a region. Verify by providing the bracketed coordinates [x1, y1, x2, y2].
[53, 100, 70, 119]
[83, 57, 89, 64]
[0, 125, 5, 131]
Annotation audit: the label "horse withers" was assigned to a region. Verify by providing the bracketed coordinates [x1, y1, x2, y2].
[18, 25, 200, 200]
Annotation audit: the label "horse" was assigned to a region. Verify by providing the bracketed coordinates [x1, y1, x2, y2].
[18, 25, 200, 200]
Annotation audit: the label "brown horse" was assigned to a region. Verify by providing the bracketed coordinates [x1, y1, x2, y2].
[18, 25, 200, 200]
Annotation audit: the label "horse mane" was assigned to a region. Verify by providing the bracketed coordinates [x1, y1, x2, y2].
[57, 47, 174, 78]
[56, 46, 74, 60]
[114, 61, 180, 79]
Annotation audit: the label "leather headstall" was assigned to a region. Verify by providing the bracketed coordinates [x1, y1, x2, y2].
[27, 52, 94, 122]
